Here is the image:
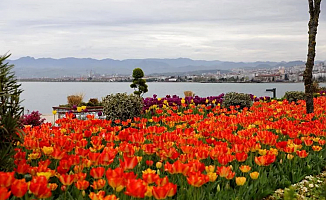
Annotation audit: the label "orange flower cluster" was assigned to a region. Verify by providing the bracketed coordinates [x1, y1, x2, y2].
[1, 96, 326, 199]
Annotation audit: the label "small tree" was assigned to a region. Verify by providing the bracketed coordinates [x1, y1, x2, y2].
[0, 53, 24, 171]
[304, 0, 322, 114]
[130, 68, 148, 96]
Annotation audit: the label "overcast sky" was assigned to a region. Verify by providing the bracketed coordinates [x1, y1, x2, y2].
[1, 0, 325, 62]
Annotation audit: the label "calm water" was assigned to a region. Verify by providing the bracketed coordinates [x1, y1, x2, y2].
[19, 82, 324, 114]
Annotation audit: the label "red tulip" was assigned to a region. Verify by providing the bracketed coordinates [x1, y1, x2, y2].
[120, 156, 138, 171]
[152, 183, 177, 199]
[235, 152, 248, 162]
[0, 187, 11, 200]
[0, 172, 15, 188]
[29, 176, 52, 199]
[125, 179, 147, 198]
[11, 179, 28, 198]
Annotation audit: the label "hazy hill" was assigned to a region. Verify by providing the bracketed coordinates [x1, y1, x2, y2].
[8, 57, 307, 78]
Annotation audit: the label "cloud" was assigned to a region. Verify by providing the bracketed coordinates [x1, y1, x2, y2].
[1, 0, 325, 61]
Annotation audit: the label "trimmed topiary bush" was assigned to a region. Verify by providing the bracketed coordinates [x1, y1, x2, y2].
[283, 91, 305, 103]
[130, 68, 148, 96]
[222, 92, 252, 110]
[102, 93, 143, 121]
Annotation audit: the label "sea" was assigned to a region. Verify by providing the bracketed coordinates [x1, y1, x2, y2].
[19, 82, 326, 114]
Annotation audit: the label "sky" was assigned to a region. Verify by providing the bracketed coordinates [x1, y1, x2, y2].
[1, 0, 326, 62]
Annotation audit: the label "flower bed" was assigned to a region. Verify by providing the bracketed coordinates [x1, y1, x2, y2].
[143, 93, 271, 111]
[2, 97, 326, 199]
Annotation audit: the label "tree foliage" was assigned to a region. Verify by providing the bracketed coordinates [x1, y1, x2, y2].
[304, 0, 322, 114]
[130, 68, 148, 96]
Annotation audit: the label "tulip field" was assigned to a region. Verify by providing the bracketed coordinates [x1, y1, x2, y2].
[2, 96, 326, 200]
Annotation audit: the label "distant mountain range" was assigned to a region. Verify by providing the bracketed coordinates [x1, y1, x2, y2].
[8, 56, 311, 78]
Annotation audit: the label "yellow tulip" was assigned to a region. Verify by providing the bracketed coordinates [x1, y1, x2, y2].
[145, 186, 153, 197]
[37, 172, 52, 180]
[258, 149, 267, 156]
[52, 110, 57, 115]
[287, 154, 294, 160]
[205, 165, 215, 173]
[81, 106, 87, 110]
[156, 162, 163, 169]
[250, 172, 259, 180]
[142, 168, 156, 174]
[239, 165, 251, 173]
[42, 146, 54, 155]
[207, 172, 218, 182]
[235, 177, 246, 186]
[77, 107, 82, 112]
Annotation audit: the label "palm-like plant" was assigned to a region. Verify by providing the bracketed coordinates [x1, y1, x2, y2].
[0, 53, 24, 171]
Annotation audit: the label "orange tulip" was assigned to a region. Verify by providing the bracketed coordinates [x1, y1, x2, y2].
[75, 180, 89, 190]
[48, 183, 58, 191]
[90, 167, 105, 179]
[89, 190, 106, 200]
[304, 139, 313, 146]
[187, 172, 209, 187]
[296, 150, 309, 158]
[107, 177, 125, 192]
[59, 174, 75, 186]
[164, 160, 190, 175]
[216, 166, 232, 178]
[155, 177, 170, 187]
[75, 172, 87, 181]
[152, 185, 170, 199]
[11, 179, 28, 198]
[312, 145, 322, 151]
[152, 182, 177, 199]
[254, 155, 276, 166]
[91, 179, 106, 190]
[103, 194, 119, 200]
[143, 173, 160, 184]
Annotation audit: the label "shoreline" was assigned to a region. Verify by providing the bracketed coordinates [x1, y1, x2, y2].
[41, 114, 55, 124]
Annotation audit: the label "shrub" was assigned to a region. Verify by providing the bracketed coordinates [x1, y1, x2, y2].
[20, 111, 46, 127]
[283, 91, 305, 103]
[87, 98, 100, 106]
[102, 93, 143, 121]
[184, 91, 195, 97]
[67, 93, 84, 107]
[0, 53, 24, 171]
[222, 92, 252, 110]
